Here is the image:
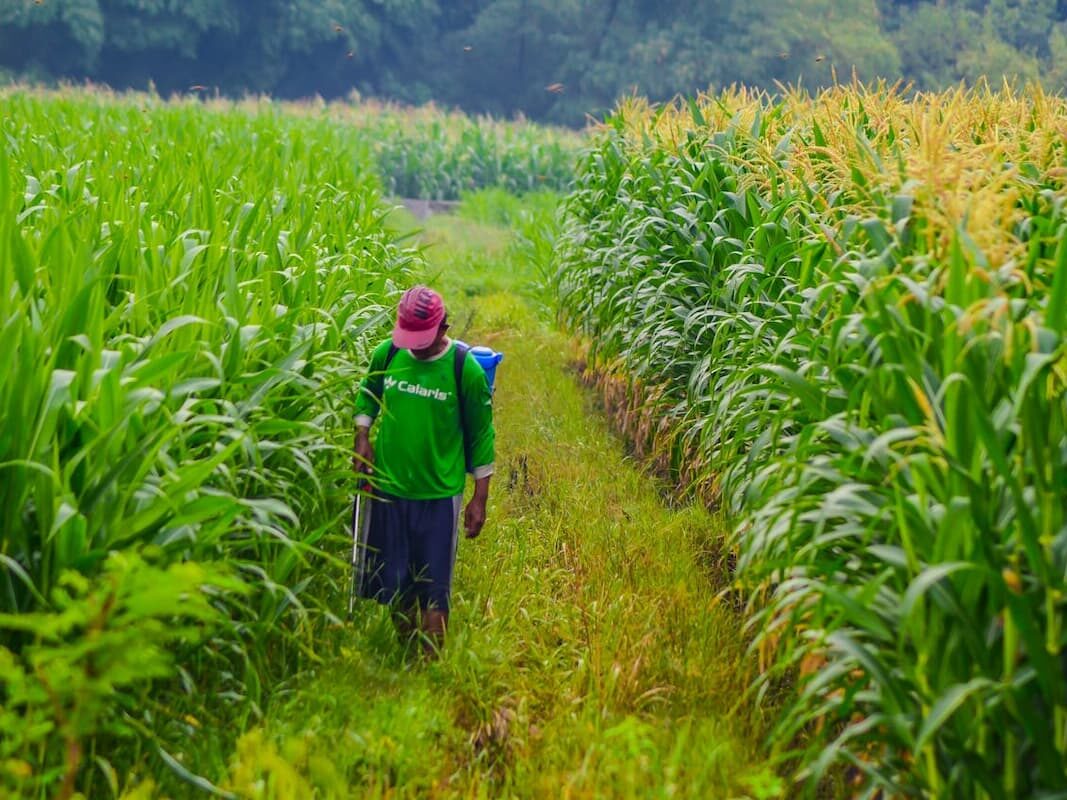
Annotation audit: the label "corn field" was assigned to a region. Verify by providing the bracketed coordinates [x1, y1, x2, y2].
[312, 97, 582, 201]
[5, 79, 1067, 798]
[0, 88, 423, 795]
[555, 84, 1067, 797]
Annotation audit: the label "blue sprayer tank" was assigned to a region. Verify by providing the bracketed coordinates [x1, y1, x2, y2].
[456, 341, 504, 392]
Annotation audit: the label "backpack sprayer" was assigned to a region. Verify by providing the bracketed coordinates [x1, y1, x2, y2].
[455, 341, 504, 393]
[348, 342, 503, 618]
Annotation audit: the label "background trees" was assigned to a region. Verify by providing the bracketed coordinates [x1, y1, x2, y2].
[2, 0, 1066, 124]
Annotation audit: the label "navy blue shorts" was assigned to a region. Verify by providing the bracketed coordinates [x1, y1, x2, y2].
[354, 491, 463, 612]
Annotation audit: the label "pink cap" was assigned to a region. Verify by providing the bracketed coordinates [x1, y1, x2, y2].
[392, 286, 445, 350]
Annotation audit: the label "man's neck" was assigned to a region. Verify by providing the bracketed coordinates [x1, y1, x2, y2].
[411, 337, 451, 361]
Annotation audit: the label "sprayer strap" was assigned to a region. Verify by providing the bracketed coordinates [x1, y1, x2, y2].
[453, 343, 471, 472]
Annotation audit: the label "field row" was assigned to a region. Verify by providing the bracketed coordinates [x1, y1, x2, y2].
[0, 86, 590, 796]
[555, 85, 1067, 797]
[0, 91, 427, 796]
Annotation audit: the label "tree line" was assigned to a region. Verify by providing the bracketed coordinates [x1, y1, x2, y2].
[2, 0, 1066, 125]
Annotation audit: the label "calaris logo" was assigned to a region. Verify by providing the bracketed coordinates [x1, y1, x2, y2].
[385, 375, 450, 402]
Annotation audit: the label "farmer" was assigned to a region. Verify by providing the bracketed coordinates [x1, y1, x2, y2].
[352, 285, 495, 651]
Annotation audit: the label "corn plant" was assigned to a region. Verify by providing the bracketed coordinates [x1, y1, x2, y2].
[315, 98, 583, 200]
[555, 84, 1067, 797]
[0, 87, 420, 794]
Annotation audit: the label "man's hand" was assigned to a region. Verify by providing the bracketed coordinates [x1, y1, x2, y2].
[464, 495, 486, 539]
[353, 428, 374, 475]
[464, 477, 490, 539]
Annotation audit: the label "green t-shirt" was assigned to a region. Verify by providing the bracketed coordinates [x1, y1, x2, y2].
[354, 339, 495, 499]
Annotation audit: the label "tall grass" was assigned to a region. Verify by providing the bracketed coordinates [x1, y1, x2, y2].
[555, 84, 1067, 796]
[0, 89, 419, 796]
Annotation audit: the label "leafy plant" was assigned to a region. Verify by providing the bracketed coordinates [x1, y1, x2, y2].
[0, 87, 420, 793]
[0, 552, 242, 798]
[320, 99, 583, 200]
[555, 84, 1067, 797]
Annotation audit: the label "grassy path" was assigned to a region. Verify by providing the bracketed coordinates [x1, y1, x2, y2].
[222, 211, 775, 798]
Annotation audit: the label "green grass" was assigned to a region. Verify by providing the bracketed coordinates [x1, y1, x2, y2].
[220, 201, 779, 799]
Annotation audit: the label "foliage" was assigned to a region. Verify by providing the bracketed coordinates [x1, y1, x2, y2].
[554, 85, 1067, 796]
[0, 552, 241, 798]
[0, 0, 434, 97]
[0, 87, 419, 794]
[313, 99, 582, 199]
[456, 187, 560, 228]
[454, 188, 563, 305]
[4, 1, 1067, 125]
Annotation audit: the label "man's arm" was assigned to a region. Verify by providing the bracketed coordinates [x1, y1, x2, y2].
[464, 475, 490, 538]
[353, 422, 374, 476]
[352, 343, 387, 475]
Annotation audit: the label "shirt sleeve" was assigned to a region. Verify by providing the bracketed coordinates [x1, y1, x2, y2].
[462, 354, 495, 478]
[354, 340, 391, 428]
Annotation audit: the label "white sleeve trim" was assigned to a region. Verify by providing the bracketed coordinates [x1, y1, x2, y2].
[355, 414, 375, 429]
[472, 463, 495, 480]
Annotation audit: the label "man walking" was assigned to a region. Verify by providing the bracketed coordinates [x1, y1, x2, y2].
[352, 285, 495, 651]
